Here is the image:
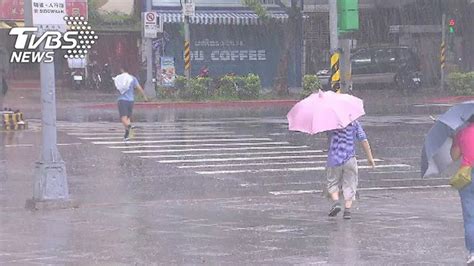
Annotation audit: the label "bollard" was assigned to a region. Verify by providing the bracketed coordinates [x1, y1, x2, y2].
[3, 112, 12, 130]
[12, 111, 19, 130]
[1, 110, 27, 131]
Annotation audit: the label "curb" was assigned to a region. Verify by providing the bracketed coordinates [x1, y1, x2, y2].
[85, 99, 299, 109]
[424, 95, 474, 104]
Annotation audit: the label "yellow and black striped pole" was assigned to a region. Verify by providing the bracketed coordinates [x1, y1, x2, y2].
[441, 13, 446, 91]
[441, 42, 446, 71]
[330, 51, 341, 93]
[183, 12, 191, 80]
[184, 40, 191, 76]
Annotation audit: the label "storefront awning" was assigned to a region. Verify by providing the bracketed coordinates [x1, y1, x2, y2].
[0, 22, 11, 29]
[157, 10, 289, 25]
[0, 21, 24, 29]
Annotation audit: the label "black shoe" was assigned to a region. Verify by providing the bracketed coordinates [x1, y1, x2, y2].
[343, 210, 352, 220]
[328, 202, 341, 217]
[124, 129, 130, 141]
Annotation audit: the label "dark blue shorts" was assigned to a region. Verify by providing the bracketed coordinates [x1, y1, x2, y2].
[118, 100, 134, 118]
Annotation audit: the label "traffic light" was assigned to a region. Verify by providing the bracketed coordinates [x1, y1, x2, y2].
[448, 18, 456, 34]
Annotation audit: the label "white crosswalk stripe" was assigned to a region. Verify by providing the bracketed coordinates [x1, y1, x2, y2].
[92, 138, 273, 145]
[177, 159, 383, 169]
[195, 164, 411, 175]
[122, 145, 311, 154]
[59, 119, 418, 195]
[158, 155, 328, 164]
[108, 142, 291, 149]
[67, 131, 235, 136]
[139, 150, 325, 159]
[79, 134, 254, 141]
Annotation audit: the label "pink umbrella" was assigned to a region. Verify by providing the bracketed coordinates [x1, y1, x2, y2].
[287, 90, 365, 134]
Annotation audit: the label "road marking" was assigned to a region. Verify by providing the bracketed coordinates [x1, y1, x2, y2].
[122, 145, 312, 154]
[178, 159, 384, 169]
[108, 142, 291, 149]
[413, 103, 453, 108]
[240, 175, 438, 188]
[57, 143, 82, 146]
[195, 164, 411, 175]
[158, 155, 329, 164]
[92, 138, 273, 145]
[379, 177, 447, 181]
[4, 143, 82, 148]
[5, 144, 34, 148]
[370, 170, 420, 174]
[269, 185, 450, 196]
[67, 131, 235, 136]
[80, 134, 254, 141]
[139, 150, 326, 159]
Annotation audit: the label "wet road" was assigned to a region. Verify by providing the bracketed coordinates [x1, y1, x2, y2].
[0, 105, 467, 264]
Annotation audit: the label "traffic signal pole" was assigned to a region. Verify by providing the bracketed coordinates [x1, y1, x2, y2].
[24, 0, 74, 210]
[144, 0, 155, 97]
[441, 13, 446, 91]
[329, 0, 340, 92]
[340, 38, 352, 93]
[330, 0, 358, 94]
[183, 0, 191, 80]
[329, 0, 339, 53]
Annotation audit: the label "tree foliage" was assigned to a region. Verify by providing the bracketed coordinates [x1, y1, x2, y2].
[241, 0, 269, 20]
[87, 0, 140, 27]
[243, 0, 301, 96]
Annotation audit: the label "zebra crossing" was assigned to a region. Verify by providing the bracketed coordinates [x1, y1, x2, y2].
[60, 119, 414, 181]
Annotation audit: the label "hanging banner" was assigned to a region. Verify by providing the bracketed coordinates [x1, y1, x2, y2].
[0, 0, 87, 20]
[160, 56, 176, 87]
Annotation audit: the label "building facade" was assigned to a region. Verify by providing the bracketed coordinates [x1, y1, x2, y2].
[151, 0, 302, 88]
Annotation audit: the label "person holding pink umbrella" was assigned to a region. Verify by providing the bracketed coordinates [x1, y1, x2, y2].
[287, 90, 375, 219]
[326, 120, 375, 219]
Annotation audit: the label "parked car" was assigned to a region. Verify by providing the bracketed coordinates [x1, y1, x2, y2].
[316, 46, 422, 91]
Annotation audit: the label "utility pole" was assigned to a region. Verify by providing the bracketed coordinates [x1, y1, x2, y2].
[24, 0, 73, 210]
[332, 0, 359, 94]
[329, 0, 340, 92]
[329, 0, 338, 52]
[441, 13, 446, 91]
[144, 0, 155, 97]
[183, 0, 191, 80]
[339, 38, 352, 93]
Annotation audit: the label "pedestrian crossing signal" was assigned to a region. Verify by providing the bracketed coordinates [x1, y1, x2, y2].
[449, 18, 456, 33]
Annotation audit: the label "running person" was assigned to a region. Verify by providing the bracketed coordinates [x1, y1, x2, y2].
[116, 66, 148, 141]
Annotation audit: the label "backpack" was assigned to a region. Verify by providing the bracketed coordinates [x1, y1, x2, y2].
[114, 73, 134, 94]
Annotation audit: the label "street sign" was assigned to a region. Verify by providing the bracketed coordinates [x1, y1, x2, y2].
[183, 2, 195, 17]
[31, 0, 67, 32]
[143, 11, 162, 38]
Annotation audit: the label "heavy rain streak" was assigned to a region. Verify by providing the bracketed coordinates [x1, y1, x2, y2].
[0, 0, 474, 264]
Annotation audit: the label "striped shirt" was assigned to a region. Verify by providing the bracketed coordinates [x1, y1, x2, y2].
[327, 121, 367, 167]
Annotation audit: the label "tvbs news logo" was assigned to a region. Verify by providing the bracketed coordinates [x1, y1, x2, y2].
[9, 16, 98, 63]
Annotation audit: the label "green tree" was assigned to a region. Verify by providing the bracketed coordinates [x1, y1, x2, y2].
[242, 0, 302, 96]
[87, 0, 140, 27]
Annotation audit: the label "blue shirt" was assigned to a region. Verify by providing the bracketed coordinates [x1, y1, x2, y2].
[118, 76, 139, 102]
[327, 121, 367, 167]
